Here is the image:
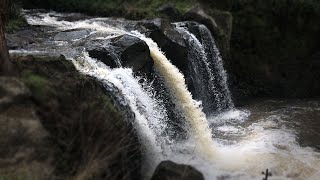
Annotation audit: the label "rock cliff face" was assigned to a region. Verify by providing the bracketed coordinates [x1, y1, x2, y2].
[0, 56, 142, 180]
[199, 0, 320, 101]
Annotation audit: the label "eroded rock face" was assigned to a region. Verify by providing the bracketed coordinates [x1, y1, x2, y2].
[151, 161, 204, 180]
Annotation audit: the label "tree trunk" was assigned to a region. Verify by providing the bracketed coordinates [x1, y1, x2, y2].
[0, 0, 14, 76]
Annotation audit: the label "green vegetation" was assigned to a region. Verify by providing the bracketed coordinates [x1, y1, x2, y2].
[22, 70, 50, 102]
[6, 0, 28, 32]
[22, 0, 196, 19]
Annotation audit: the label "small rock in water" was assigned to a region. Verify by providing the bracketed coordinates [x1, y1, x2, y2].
[151, 161, 204, 180]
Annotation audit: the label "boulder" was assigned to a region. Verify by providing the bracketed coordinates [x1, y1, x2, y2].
[86, 34, 154, 72]
[138, 18, 188, 74]
[54, 29, 91, 41]
[151, 161, 204, 180]
[85, 39, 119, 68]
[116, 34, 153, 72]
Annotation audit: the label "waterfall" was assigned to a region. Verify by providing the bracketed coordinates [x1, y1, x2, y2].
[17, 11, 320, 180]
[175, 23, 234, 114]
[22, 10, 216, 174]
[132, 32, 216, 159]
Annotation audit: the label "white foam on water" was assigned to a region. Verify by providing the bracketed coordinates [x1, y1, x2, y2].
[206, 111, 320, 180]
[209, 109, 251, 126]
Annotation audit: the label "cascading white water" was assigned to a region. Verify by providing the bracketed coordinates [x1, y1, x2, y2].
[23, 10, 217, 175]
[198, 24, 234, 109]
[175, 23, 234, 113]
[175, 23, 233, 113]
[72, 52, 170, 178]
[132, 31, 216, 159]
[13, 10, 320, 180]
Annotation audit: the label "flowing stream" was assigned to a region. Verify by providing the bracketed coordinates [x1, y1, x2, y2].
[9, 10, 320, 179]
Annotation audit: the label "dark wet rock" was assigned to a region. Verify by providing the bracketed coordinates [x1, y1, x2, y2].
[151, 161, 204, 180]
[54, 29, 91, 41]
[139, 18, 188, 74]
[85, 39, 119, 68]
[157, 3, 182, 21]
[137, 18, 198, 92]
[184, 5, 232, 58]
[115, 34, 153, 71]
[86, 34, 153, 72]
[184, 5, 221, 38]
[6, 30, 39, 49]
